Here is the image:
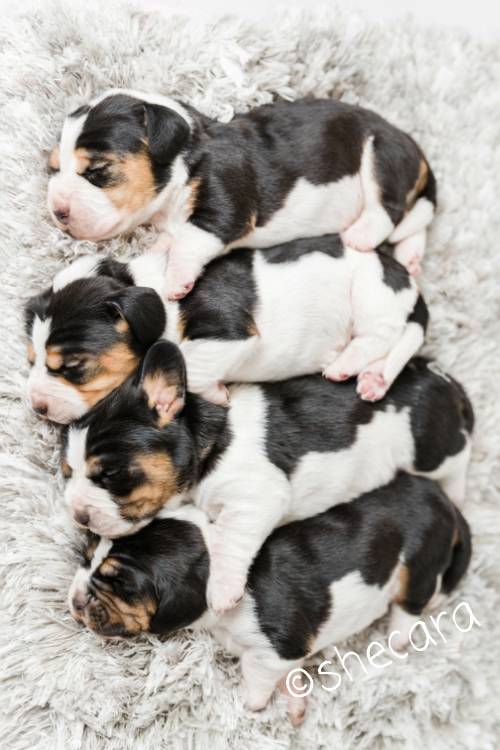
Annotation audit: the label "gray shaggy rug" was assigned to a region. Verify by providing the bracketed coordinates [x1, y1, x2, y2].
[1, 1, 499, 748]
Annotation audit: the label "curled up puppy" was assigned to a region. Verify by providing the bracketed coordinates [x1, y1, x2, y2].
[25, 235, 427, 422]
[47, 90, 436, 298]
[68, 473, 472, 727]
[61, 343, 473, 613]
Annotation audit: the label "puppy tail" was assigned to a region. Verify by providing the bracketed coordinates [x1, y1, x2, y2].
[441, 508, 472, 595]
[381, 295, 428, 389]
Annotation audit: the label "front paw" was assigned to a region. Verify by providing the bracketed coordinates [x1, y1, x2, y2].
[207, 574, 245, 614]
[163, 267, 196, 300]
[201, 383, 230, 406]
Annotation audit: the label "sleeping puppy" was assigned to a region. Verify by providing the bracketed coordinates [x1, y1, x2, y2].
[47, 90, 436, 299]
[68, 473, 471, 726]
[61, 342, 473, 613]
[25, 236, 428, 422]
[25, 254, 166, 423]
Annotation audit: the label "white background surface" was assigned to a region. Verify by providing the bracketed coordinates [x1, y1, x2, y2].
[2, 0, 499, 39]
[150, 0, 500, 39]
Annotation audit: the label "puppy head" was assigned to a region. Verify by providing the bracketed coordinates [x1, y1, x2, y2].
[63, 341, 194, 537]
[25, 256, 166, 424]
[47, 90, 191, 240]
[69, 516, 209, 639]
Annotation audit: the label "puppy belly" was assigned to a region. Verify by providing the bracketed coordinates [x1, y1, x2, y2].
[240, 175, 363, 250]
[285, 408, 414, 521]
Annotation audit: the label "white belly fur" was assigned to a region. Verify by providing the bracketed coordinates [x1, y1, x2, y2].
[230, 250, 353, 381]
[284, 406, 415, 522]
[234, 174, 363, 250]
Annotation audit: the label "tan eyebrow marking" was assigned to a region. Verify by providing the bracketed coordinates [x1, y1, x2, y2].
[46, 348, 63, 371]
[27, 341, 35, 364]
[49, 147, 60, 171]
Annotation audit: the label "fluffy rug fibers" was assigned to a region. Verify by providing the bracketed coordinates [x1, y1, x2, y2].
[1, 1, 500, 748]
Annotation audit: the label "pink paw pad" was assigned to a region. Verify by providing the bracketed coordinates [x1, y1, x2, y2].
[357, 371, 387, 401]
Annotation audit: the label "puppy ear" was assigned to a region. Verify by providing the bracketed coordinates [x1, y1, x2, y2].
[107, 287, 166, 350]
[144, 103, 190, 165]
[24, 287, 51, 335]
[139, 341, 186, 424]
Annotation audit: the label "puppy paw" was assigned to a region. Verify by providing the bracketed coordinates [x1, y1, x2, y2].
[406, 255, 421, 278]
[207, 575, 245, 614]
[322, 362, 352, 382]
[357, 370, 387, 401]
[201, 383, 230, 406]
[163, 270, 196, 300]
[341, 222, 375, 253]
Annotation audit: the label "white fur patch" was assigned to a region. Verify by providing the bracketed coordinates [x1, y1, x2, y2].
[52, 255, 103, 292]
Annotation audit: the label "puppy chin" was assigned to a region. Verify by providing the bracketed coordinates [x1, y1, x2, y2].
[87, 515, 145, 540]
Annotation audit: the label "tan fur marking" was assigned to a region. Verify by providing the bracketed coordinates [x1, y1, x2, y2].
[120, 452, 180, 519]
[248, 320, 260, 337]
[75, 148, 91, 175]
[228, 211, 258, 249]
[100, 558, 121, 577]
[187, 177, 202, 213]
[114, 318, 129, 335]
[395, 563, 410, 604]
[46, 348, 63, 371]
[84, 533, 100, 562]
[27, 341, 35, 365]
[103, 151, 156, 214]
[49, 147, 60, 171]
[177, 309, 186, 341]
[74, 343, 139, 407]
[406, 160, 428, 208]
[61, 460, 72, 479]
[85, 584, 155, 636]
[86, 455, 102, 477]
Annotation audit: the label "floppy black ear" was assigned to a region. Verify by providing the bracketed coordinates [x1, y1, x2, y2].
[107, 287, 166, 350]
[144, 103, 190, 165]
[139, 341, 187, 422]
[24, 287, 51, 334]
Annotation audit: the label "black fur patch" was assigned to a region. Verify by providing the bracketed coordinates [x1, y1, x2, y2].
[263, 234, 345, 264]
[376, 249, 412, 291]
[96, 258, 135, 286]
[407, 294, 429, 332]
[183, 98, 434, 244]
[262, 357, 473, 477]
[248, 473, 470, 660]
[25, 275, 166, 369]
[90, 516, 210, 636]
[178, 250, 258, 341]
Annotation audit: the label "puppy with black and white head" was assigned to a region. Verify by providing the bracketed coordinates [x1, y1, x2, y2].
[25, 254, 166, 423]
[68, 473, 472, 726]
[25, 235, 428, 422]
[48, 90, 436, 299]
[62, 343, 473, 613]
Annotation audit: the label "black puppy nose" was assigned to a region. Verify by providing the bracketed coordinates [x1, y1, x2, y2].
[33, 405, 48, 415]
[74, 512, 90, 527]
[54, 209, 70, 224]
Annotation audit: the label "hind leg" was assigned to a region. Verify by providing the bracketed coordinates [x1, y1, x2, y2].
[387, 603, 421, 651]
[438, 440, 472, 507]
[394, 229, 427, 278]
[323, 335, 394, 383]
[241, 649, 305, 722]
[341, 138, 394, 252]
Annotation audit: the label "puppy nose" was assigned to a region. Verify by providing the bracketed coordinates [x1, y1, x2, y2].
[33, 405, 48, 416]
[74, 512, 90, 527]
[54, 209, 70, 224]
